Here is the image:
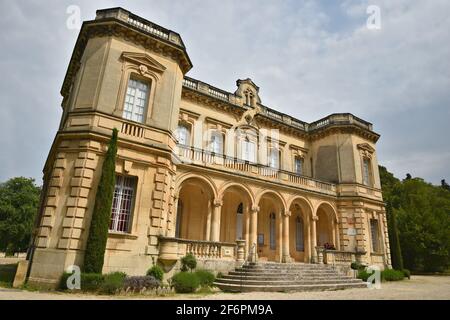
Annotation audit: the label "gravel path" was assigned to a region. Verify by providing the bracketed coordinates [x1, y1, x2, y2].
[0, 276, 449, 300]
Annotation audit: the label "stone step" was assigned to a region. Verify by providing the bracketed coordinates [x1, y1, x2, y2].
[215, 278, 362, 286]
[222, 274, 355, 281]
[213, 282, 367, 293]
[232, 269, 341, 276]
[240, 265, 337, 271]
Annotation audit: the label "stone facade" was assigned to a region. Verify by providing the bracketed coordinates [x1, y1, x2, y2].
[27, 7, 391, 287]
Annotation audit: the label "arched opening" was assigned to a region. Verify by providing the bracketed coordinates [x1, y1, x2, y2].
[289, 199, 313, 262]
[176, 177, 215, 240]
[220, 185, 252, 246]
[316, 203, 338, 249]
[257, 192, 284, 262]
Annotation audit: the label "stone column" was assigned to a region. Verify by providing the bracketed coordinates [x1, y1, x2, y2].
[249, 205, 259, 262]
[311, 215, 318, 263]
[210, 199, 222, 242]
[282, 210, 292, 263]
[205, 200, 212, 241]
[331, 220, 336, 248]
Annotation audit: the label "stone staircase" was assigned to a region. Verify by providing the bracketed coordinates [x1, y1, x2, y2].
[214, 262, 367, 292]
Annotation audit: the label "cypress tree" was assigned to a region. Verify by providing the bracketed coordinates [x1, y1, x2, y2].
[84, 128, 118, 273]
[386, 203, 404, 270]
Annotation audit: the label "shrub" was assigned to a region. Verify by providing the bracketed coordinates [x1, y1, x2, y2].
[195, 270, 215, 287]
[123, 276, 161, 292]
[80, 273, 104, 292]
[402, 269, 411, 279]
[171, 272, 200, 293]
[181, 253, 197, 272]
[99, 272, 127, 294]
[216, 272, 224, 279]
[357, 269, 370, 282]
[351, 262, 365, 270]
[58, 272, 72, 290]
[146, 265, 164, 281]
[84, 129, 118, 273]
[381, 269, 404, 281]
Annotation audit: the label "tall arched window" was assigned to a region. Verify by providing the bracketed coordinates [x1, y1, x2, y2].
[176, 124, 191, 146]
[269, 212, 276, 250]
[175, 200, 183, 238]
[123, 77, 150, 123]
[296, 216, 304, 251]
[241, 137, 256, 162]
[236, 203, 244, 240]
[269, 149, 280, 169]
[210, 131, 224, 154]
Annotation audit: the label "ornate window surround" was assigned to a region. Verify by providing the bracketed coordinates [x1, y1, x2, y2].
[114, 52, 166, 124]
[357, 143, 375, 187]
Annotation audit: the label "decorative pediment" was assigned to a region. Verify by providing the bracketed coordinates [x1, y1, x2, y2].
[121, 52, 166, 74]
[357, 143, 375, 153]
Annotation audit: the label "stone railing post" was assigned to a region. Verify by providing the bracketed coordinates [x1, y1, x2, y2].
[236, 239, 246, 263]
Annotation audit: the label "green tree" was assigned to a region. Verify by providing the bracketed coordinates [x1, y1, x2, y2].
[0, 177, 41, 255]
[84, 129, 118, 273]
[379, 166, 404, 270]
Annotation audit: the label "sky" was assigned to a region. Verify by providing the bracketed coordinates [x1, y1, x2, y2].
[0, 0, 449, 185]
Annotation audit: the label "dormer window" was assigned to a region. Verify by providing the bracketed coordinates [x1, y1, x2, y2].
[244, 90, 255, 107]
[123, 78, 150, 123]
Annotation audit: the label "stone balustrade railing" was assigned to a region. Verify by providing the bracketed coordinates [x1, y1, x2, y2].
[316, 247, 366, 266]
[158, 237, 236, 262]
[176, 144, 337, 195]
[95, 8, 184, 47]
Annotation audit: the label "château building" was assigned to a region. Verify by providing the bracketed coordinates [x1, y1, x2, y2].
[27, 7, 391, 287]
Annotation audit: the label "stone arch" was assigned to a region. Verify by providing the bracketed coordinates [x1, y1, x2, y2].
[255, 189, 287, 213]
[175, 172, 218, 199]
[287, 195, 315, 262]
[175, 173, 218, 241]
[218, 181, 255, 206]
[218, 182, 255, 244]
[315, 201, 339, 249]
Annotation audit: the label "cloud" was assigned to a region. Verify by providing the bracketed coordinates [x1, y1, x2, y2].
[0, 0, 448, 184]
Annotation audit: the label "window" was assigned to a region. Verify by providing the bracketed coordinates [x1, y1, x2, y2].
[370, 219, 380, 252]
[362, 158, 371, 186]
[294, 157, 303, 175]
[296, 216, 304, 251]
[269, 149, 280, 169]
[176, 124, 191, 146]
[110, 175, 136, 233]
[269, 212, 276, 250]
[210, 131, 224, 154]
[241, 138, 256, 162]
[123, 78, 150, 123]
[236, 203, 244, 240]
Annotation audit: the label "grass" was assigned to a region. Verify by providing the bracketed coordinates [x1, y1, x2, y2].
[0, 264, 18, 287]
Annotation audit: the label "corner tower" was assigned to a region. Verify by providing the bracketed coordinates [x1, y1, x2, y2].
[28, 8, 192, 286]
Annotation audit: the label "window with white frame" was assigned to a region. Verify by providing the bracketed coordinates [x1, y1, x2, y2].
[362, 158, 371, 186]
[296, 216, 304, 251]
[110, 175, 136, 233]
[294, 156, 303, 175]
[269, 212, 276, 250]
[269, 149, 280, 169]
[241, 138, 256, 162]
[210, 131, 224, 154]
[370, 219, 380, 252]
[176, 123, 191, 146]
[123, 78, 150, 123]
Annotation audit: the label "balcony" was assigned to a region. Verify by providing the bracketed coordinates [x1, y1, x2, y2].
[176, 144, 337, 196]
